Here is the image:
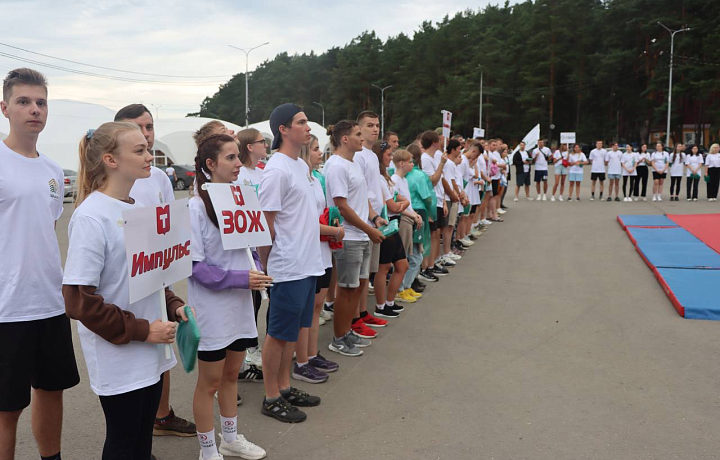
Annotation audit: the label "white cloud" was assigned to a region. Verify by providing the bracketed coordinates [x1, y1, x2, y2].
[0, 0, 511, 118]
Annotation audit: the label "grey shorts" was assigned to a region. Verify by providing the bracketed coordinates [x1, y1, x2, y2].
[369, 241, 380, 274]
[333, 240, 371, 288]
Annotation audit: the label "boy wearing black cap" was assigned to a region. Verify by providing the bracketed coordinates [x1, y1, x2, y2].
[258, 104, 325, 423]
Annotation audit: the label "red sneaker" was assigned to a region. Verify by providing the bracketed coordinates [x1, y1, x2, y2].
[351, 321, 378, 339]
[361, 313, 388, 328]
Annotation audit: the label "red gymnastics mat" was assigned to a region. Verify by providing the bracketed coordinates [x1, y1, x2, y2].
[667, 214, 720, 255]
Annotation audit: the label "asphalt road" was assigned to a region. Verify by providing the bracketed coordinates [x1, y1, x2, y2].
[15, 179, 720, 460]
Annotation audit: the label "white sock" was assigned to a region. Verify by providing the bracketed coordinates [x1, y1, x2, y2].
[308, 354, 317, 360]
[198, 429, 219, 459]
[220, 416, 237, 444]
[296, 361, 307, 367]
[376, 303, 384, 310]
[387, 300, 395, 307]
[324, 301, 334, 307]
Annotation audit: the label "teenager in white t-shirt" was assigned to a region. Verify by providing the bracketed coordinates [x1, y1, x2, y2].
[651, 142, 670, 201]
[669, 143, 686, 201]
[532, 139, 551, 200]
[588, 140, 607, 200]
[113, 103, 193, 438]
[685, 145, 703, 201]
[258, 104, 324, 422]
[188, 134, 267, 460]
[323, 121, 385, 357]
[419, 130, 449, 278]
[567, 144, 588, 201]
[705, 143, 720, 201]
[441, 141, 463, 263]
[236, 127, 267, 194]
[0, 68, 80, 460]
[63, 122, 189, 459]
[605, 143, 623, 201]
[293, 135, 342, 382]
[551, 144, 569, 201]
[620, 144, 638, 201]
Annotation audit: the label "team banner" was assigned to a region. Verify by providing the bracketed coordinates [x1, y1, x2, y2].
[473, 127, 485, 139]
[204, 183, 272, 250]
[123, 198, 192, 304]
[560, 132, 576, 144]
[441, 110, 452, 138]
[512, 124, 541, 154]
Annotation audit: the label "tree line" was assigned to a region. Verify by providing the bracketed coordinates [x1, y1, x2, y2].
[190, 0, 719, 147]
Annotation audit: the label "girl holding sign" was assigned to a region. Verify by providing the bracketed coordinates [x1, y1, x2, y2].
[63, 122, 190, 460]
[189, 134, 269, 460]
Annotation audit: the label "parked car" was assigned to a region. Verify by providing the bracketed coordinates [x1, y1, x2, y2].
[63, 169, 77, 198]
[159, 164, 195, 190]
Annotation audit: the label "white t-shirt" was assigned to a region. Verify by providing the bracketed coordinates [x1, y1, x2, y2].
[706, 153, 720, 168]
[669, 152, 686, 176]
[235, 166, 264, 196]
[685, 155, 704, 177]
[459, 155, 480, 205]
[380, 179, 396, 216]
[589, 148, 608, 173]
[63, 191, 176, 396]
[310, 174, 332, 269]
[0, 143, 65, 322]
[354, 146, 384, 215]
[606, 150, 623, 175]
[188, 197, 256, 351]
[130, 166, 175, 206]
[519, 151, 530, 172]
[651, 151, 670, 171]
[637, 152, 650, 167]
[165, 167, 175, 177]
[488, 151, 503, 179]
[258, 152, 324, 283]
[421, 151, 444, 201]
[553, 150, 568, 169]
[568, 153, 587, 174]
[621, 152, 638, 176]
[391, 173, 414, 215]
[442, 159, 459, 201]
[324, 154, 369, 242]
[532, 147, 550, 171]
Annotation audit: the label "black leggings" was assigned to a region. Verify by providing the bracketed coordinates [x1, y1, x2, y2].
[98, 375, 163, 460]
[670, 176, 682, 196]
[709, 168, 720, 199]
[687, 176, 700, 200]
[635, 166, 649, 197]
[622, 176, 637, 197]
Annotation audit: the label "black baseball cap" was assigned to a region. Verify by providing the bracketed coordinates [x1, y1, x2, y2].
[270, 103, 302, 150]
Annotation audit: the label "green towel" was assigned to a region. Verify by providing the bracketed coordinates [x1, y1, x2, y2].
[176, 306, 200, 373]
[379, 205, 399, 237]
[329, 206, 344, 226]
[704, 175, 710, 183]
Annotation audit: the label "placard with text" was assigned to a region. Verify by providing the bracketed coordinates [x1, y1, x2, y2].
[205, 183, 272, 250]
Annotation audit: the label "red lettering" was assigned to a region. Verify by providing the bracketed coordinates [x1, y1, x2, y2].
[162, 247, 175, 270]
[230, 185, 245, 206]
[131, 252, 144, 277]
[154, 251, 163, 269]
[234, 210, 247, 233]
[143, 252, 155, 273]
[247, 210, 265, 232]
[222, 211, 234, 234]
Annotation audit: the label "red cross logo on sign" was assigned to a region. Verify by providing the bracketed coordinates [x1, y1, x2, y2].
[156, 205, 170, 235]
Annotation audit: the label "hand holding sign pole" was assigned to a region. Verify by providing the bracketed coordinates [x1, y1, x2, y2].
[123, 199, 192, 360]
[203, 183, 273, 300]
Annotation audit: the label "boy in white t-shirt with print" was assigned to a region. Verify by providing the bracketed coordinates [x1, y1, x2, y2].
[258, 104, 325, 422]
[589, 140, 608, 201]
[605, 143, 623, 201]
[0, 68, 80, 460]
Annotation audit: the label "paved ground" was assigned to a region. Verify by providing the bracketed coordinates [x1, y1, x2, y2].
[16, 181, 720, 460]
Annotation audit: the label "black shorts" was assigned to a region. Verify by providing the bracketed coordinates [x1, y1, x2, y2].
[491, 179, 500, 196]
[470, 204, 478, 214]
[518, 171, 531, 186]
[429, 219, 438, 232]
[436, 206, 449, 228]
[0, 314, 80, 411]
[315, 267, 333, 294]
[653, 172, 667, 180]
[534, 170, 548, 182]
[591, 172, 606, 181]
[379, 232, 407, 265]
[198, 337, 259, 362]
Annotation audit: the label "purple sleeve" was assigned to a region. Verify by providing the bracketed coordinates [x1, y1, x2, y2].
[192, 261, 250, 290]
[252, 250, 263, 271]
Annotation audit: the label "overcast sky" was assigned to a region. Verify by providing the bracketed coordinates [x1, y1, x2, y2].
[2, 0, 512, 118]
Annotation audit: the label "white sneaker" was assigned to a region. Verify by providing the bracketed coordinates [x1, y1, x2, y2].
[219, 435, 267, 460]
[526, 196, 532, 201]
[244, 347, 262, 368]
[460, 237, 474, 246]
[590, 196, 595, 201]
[693, 198, 698, 202]
[634, 197, 639, 201]
[497, 208, 506, 215]
[658, 196, 663, 201]
[642, 197, 647, 201]
[535, 196, 542, 201]
[318, 316, 326, 326]
[446, 252, 461, 260]
[542, 194, 547, 201]
[442, 256, 458, 265]
[513, 197, 519, 202]
[199, 451, 224, 460]
[652, 196, 657, 202]
[319, 308, 332, 322]
[551, 196, 556, 202]
[559, 196, 564, 202]
[481, 219, 492, 225]
[471, 228, 482, 237]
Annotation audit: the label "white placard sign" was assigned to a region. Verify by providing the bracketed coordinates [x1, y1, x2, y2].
[441, 110, 452, 138]
[473, 127, 485, 139]
[123, 198, 192, 304]
[204, 183, 272, 250]
[560, 132, 576, 144]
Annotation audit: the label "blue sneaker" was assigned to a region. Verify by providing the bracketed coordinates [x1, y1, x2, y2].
[309, 353, 339, 373]
[291, 363, 328, 384]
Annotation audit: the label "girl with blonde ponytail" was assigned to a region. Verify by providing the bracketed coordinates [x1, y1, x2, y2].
[62, 121, 191, 460]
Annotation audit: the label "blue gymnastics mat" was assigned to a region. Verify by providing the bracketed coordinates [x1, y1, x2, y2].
[636, 241, 720, 269]
[626, 226, 702, 246]
[656, 268, 720, 320]
[617, 214, 678, 229]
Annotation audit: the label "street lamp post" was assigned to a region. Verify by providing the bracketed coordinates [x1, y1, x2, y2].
[371, 84, 393, 137]
[658, 22, 690, 146]
[478, 67, 483, 129]
[228, 42, 270, 128]
[313, 102, 325, 127]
